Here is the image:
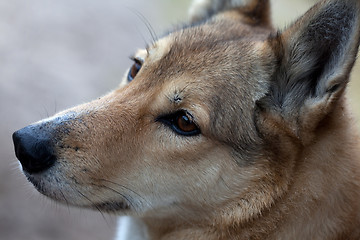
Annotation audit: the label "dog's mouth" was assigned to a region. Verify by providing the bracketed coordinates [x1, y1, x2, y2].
[92, 201, 130, 212]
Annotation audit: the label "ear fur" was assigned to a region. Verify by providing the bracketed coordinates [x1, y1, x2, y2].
[256, 0, 360, 143]
[188, 0, 270, 26]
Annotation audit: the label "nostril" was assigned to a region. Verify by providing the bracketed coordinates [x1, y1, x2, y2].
[12, 127, 56, 174]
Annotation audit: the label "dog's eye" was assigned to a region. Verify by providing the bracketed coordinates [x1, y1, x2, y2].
[157, 111, 200, 136]
[176, 114, 198, 133]
[127, 58, 142, 82]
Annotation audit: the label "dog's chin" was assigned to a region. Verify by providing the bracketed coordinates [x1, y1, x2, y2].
[22, 170, 131, 213]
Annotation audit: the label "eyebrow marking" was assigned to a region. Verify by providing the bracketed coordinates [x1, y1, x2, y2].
[167, 82, 192, 105]
[166, 92, 183, 105]
[173, 94, 182, 103]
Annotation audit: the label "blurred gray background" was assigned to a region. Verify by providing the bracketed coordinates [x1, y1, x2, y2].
[1, 0, 359, 240]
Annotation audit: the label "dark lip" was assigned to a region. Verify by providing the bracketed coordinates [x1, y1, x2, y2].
[92, 201, 130, 212]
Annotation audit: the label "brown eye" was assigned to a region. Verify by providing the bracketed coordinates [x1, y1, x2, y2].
[176, 114, 198, 133]
[127, 58, 142, 82]
[157, 110, 201, 136]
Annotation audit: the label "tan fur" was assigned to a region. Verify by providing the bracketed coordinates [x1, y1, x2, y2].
[13, 0, 360, 239]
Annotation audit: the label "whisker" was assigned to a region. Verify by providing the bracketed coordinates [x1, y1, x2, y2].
[9, 159, 21, 171]
[91, 183, 136, 210]
[70, 186, 108, 222]
[59, 189, 71, 215]
[127, 7, 158, 45]
[37, 109, 44, 119]
[42, 105, 50, 118]
[54, 99, 58, 114]
[95, 178, 150, 206]
[134, 24, 152, 50]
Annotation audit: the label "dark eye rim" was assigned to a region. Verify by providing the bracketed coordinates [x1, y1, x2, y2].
[127, 57, 143, 82]
[156, 110, 201, 136]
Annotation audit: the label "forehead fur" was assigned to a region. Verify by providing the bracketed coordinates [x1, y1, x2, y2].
[148, 17, 273, 78]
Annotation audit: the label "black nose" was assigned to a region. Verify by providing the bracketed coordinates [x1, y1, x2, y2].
[12, 125, 56, 174]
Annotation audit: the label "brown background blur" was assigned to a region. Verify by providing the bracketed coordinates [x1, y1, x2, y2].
[1, 0, 359, 240]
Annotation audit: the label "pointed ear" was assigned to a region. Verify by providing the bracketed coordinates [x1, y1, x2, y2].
[188, 0, 270, 26]
[256, 0, 360, 143]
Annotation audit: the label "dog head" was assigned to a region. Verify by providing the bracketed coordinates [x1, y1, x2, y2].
[12, 0, 360, 224]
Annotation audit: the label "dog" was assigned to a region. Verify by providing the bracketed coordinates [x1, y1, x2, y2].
[12, 0, 360, 239]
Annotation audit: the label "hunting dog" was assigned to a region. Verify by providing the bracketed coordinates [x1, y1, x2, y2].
[12, 0, 360, 239]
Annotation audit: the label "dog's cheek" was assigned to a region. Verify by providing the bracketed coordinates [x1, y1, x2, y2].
[129, 134, 226, 206]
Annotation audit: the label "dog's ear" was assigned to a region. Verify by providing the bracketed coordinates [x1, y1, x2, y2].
[188, 0, 270, 26]
[256, 0, 360, 143]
